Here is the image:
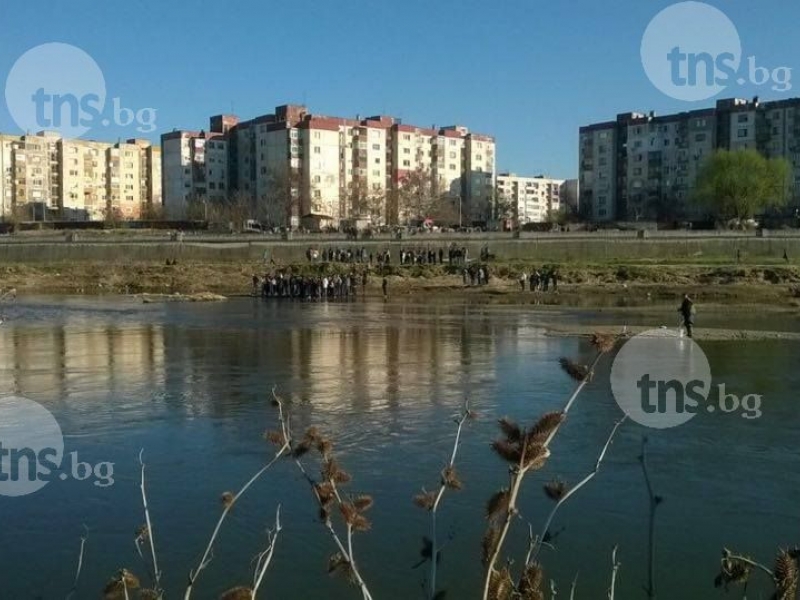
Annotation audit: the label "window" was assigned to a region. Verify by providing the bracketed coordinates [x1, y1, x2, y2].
[314, 146, 321, 154]
[372, 170, 380, 176]
[737, 114, 749, 123]
[403, 134, 411, 141]
[402, 160, 410, 167]
[314, 132, 321, 139]
[313, 190, 321, 199]
[374, 157, 380, 164]
[695, 133, 707, 142]
[738, 128, 749, 138]
[313, 175, 321, 183]
[449, 164, 456, 170]
[633, 167, 642, 176]
[449, 152, 456, 159]
[696, 119, 707, 127]
[372, 144, 380, 150]
[403, 148, 410, 154]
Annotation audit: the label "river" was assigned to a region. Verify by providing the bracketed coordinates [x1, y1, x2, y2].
[0, 297, 797, 599]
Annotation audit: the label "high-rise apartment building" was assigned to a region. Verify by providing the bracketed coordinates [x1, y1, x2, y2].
[0, 132, 162, 222]
[162, 104, 496, 228]
[496, 173, 573, 224]
[579, 97, 800, 222]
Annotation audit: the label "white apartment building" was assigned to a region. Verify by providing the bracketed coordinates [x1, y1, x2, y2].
[0, 132, 161, 222]
[162, 104, 497, 228]
[160, 130, 227, 219]
[496, 173, 565, 224]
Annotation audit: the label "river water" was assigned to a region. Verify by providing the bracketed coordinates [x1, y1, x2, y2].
[0, 297, 797, 599]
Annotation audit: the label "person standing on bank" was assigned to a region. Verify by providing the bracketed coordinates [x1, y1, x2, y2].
[382, 277, 388, 298]
[678, 294, 696, 338]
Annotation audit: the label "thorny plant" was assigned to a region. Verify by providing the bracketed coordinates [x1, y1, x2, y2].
[412, 402, 476, 599]
[480, 332, 622, 600]
[714, 547, 800, 600]
[97, 390, 290, 600]
[270, 388, 375, 600]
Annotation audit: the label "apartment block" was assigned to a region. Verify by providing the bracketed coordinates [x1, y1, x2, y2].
[0, 132, 162, 222]
[580, 97, 800, 222]
[496, 173, 567, 224]
[162, 104, 496, 228]
[161, 130, 229, 219]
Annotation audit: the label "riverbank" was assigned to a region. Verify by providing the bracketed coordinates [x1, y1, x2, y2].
[1, 261, 800, 308]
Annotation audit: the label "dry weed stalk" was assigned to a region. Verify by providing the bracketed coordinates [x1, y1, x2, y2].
[102, 569, 140, 600]
[136, 451, 162, 599]
[529, 417, 627, 564]
[66, 525, 89, 600]
[714, 547, 799, 599]
[481, 331, 620, 600]
[182, 391, 291, 600]
[607, 545, 621, 600]
[273, 388, 374, 600]
[639, 437, 662, 599]
[218, 505, 283, 600]
[412, 402, 475, 599]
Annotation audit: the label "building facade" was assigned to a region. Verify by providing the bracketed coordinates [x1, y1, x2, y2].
[0, 132, 162, 222]
[580, 97, 800, 222]
[496, 173, 568, 224]
[162, 104, 496, 228]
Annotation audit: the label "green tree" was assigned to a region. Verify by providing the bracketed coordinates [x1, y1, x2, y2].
[694, 149, 792, 221]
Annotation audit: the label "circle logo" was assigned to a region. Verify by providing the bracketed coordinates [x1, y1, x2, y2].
[0, 395, 64, 496]
[640, 2, 742, 101]
[5, 42, 106, 138]
[610, 330, 712, 429]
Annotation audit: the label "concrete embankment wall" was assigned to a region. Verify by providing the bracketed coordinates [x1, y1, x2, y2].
[2, 233, 800, 264]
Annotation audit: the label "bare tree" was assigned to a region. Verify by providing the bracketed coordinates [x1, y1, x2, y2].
[345, 179, 387, 225]
[397, 166, 440, 225]
[255, 168, 303, 229]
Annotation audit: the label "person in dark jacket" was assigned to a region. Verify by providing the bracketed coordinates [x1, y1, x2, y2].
[678, 294, 695, 338]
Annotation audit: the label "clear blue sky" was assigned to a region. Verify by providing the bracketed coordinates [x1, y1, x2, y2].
[1, 0, 797, 178]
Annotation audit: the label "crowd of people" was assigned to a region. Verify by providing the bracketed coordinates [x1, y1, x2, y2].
[254, 270, 367, 300]
[517, 268, 560, 292]
[306, 243, 478, 266]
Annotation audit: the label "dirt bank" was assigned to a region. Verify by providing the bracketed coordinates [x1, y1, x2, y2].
[0, 262, 799, 308]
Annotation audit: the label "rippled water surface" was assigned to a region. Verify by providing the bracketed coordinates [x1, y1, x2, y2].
[0, 297, 798, 599]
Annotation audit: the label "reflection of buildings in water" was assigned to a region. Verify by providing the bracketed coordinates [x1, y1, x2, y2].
[158, 304, 503, 414]
[0, 304, 512, 417]
[0, 323, 165, 404]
